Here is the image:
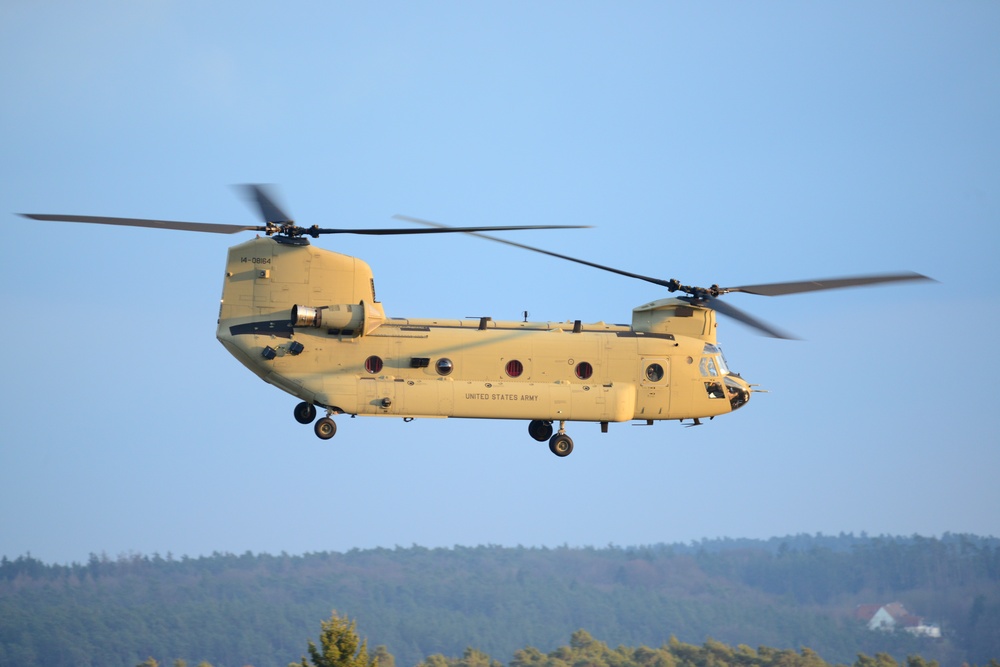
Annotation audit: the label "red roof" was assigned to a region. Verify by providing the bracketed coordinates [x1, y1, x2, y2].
[854, 604, 881, 621]
[855, 602, 924, 628]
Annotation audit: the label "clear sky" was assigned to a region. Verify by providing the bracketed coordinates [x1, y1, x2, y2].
[2, 2, 998, 565]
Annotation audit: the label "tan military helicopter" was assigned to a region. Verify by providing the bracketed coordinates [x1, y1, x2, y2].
[21, 186, 932, 456]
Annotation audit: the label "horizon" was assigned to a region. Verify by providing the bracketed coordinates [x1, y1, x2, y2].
[6, 530, 998, 567]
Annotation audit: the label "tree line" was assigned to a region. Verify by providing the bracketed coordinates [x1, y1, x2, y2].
[1, 534, 997, 667]
[136, 611, 999, 667]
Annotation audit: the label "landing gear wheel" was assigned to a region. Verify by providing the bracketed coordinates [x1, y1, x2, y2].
[314, 417, 337, 440]
[294, 401, 317, 424]
[528, 419, 554, 442]
[548, 433, 574, 457]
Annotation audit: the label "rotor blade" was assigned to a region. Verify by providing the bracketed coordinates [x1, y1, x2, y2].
[393, 214, 673, 287]
[314, 223, 591, 236]
[692, 296, 798, 340]
[241, 184, 293, 224]
[19, 213, 262, 234]
[725, 272, 934, 297]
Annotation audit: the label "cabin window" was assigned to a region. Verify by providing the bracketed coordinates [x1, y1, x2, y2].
[505, 360, 524, 378]
[700, 357, 719, 377]
[645, 363, 664, 382]
[575, 361, 593, 380]
[364, 356, 383, 374]
[436, 358, 454, 376]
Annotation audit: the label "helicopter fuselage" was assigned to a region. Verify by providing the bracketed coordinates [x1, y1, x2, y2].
[216, 236, 752, 439]
[22, 185, 933, 457]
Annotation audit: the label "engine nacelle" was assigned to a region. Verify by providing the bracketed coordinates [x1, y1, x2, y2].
[291, 303, 366, 334]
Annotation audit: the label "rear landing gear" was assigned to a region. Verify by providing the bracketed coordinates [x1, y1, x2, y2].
[314, 417, 337, 440]
[294, 402, 339, 440]
[294, 401, 317, 424]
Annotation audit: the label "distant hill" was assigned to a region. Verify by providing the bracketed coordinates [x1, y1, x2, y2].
[1, 533, 998, 667]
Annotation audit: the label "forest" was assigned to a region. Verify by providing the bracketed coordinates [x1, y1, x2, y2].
[1, 533, 998, 667]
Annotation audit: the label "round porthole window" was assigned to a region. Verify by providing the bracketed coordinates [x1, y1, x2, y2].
[505, 360, 524, 378]
[436, 358, 454, 376]
[645, 363, 664, 382]
[575, 361, 593, 380]
[365, 356, 383, 374]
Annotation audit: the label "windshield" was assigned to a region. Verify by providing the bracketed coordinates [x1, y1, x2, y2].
[703, 343, 730, 374]
[716, 352, 729, 374]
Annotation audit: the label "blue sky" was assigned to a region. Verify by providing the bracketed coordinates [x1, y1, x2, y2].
[2, 2, 998, 565]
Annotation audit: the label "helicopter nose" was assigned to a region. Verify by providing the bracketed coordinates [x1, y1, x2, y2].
[724, 375, 751, 411]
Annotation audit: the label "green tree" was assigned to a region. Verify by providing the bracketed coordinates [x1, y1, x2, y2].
[417, 655, 452, 667]
[293, 611, 381, 667]
[374, 645, 396, 667]
[510, 647, 547, 667]
[416, 649, 503, 667]
[874, 653, 898, 667]
[457, 648, 502, 667]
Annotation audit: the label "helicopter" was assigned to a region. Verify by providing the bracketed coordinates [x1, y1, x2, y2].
[21, 186, 932, 457]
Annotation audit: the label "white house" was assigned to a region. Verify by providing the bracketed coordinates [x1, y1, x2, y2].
[855, 602, 941, 638]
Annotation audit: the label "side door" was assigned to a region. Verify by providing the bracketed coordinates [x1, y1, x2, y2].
[636, 357, 670, 418]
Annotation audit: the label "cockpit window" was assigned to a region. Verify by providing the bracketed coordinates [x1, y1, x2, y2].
[699, 357, 719, 377]
[725, 376, 750, 410]
[716, 353, 729, 374]
[702, 344, 731, 375]
[705, 381, 725, 399]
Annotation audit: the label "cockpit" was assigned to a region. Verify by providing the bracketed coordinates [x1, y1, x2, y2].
[699, 343, 750, 410]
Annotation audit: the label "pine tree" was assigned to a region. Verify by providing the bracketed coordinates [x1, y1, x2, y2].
[374, 645, 396, 667]
[293, 611, 382, 667]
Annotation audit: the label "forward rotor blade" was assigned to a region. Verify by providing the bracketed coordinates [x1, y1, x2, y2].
[725, 272, 934, 297]
[393, 215, 670, 286]
[241, 184, 293, 224]
[19, 213, 262, 235]
[696, 297, 798, 340]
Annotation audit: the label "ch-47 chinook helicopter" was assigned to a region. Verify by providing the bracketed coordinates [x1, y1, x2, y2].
[21, 185, 932, 457]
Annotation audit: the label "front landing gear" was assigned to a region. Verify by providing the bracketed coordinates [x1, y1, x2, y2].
[535, 420, 573, 457]
[528, 419, 553, 442]
[528, 419, 575, 456]
[548, 433, 573, 457]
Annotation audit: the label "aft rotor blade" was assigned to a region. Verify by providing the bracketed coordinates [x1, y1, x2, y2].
[19, 213, 262, 234]
[697, 297, 798, 340]
[316, 223, 591, 236]
[241, 184, 294, 224]
[725, 272, 934, 296]
[238, 187, 589, 235]
[393, 214, 671, 286]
